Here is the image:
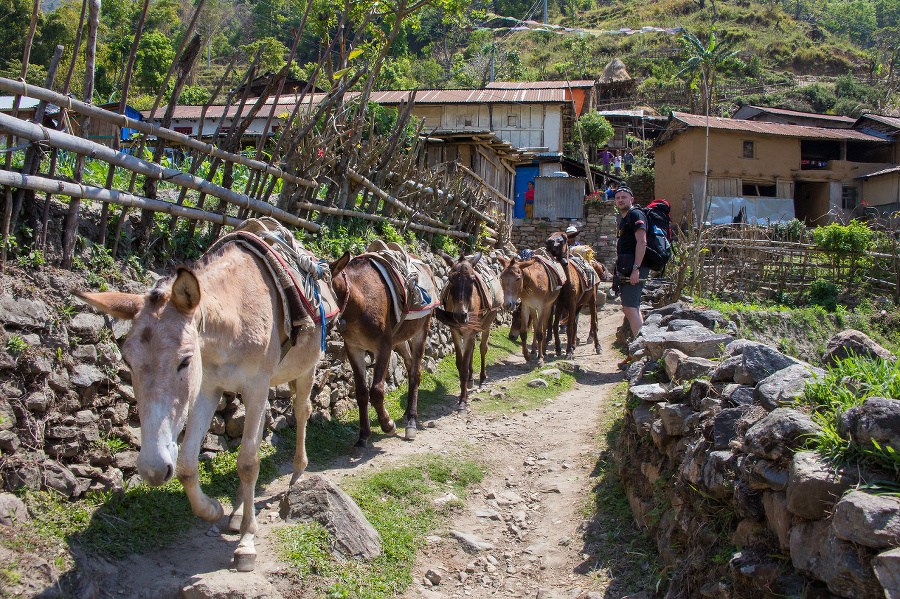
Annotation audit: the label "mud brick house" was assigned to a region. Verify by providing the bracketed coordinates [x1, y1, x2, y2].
[653, 111, 898, 226]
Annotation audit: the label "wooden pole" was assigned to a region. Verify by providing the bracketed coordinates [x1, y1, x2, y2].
[60, 0, 100, 269]
[0, 112, 320, 232]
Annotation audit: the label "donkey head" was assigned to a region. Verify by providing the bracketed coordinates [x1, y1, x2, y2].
[498, 256, 533, 311]
[545, 232, 569, 265]
[441, 252, 481, 323]
[74, 268, 203, 487]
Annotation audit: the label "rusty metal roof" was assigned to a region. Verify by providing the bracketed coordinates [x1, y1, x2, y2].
[666, 111, 887, 142]
[142, 103, 299, 120]
[733, 104, 856, 125]
[367, 88, 569, 104]
[485, 80, 595, 89]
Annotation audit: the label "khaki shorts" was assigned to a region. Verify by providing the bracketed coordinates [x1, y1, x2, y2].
[620, 267, 649, 308]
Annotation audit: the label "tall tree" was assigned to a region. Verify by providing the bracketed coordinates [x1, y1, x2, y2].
[676, 29, 742, 116]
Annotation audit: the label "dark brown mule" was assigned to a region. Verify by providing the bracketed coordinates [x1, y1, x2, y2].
[498, 256, 561, 366]
[545, 232, 600, 358]
[329, 252, 433, 451]
[434, 252, 499, 411]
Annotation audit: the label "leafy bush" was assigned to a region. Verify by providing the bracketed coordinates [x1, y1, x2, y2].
[813, 220, 873, 254]
[808, 278, 839, 311]
[575, 111, 614, 148]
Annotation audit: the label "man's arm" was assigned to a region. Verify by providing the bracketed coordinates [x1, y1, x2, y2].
[630, 228, 647, 285]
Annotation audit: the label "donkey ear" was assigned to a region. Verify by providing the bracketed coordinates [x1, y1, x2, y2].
[73, 290, 144, 320]
[496, 255, 509, 269]
[171, 267, 201, 314]
[468, 252, 482, 268]
[438, 250, 454, 267]
[329, 252, 351, 277]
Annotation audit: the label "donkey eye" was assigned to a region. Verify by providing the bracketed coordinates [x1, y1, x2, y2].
[177, 357, 191, 371]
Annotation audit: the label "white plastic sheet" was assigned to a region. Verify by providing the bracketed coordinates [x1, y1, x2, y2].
[706, 196, 796, 225]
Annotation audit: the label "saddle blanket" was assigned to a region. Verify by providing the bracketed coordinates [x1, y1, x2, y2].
[570, 254, 599, 290]
[531, 248, 567, 291]
[363, 240, 440, 324]
[207, 218, 340, 347]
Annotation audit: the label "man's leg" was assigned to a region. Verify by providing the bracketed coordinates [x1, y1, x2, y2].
[622, 305, 643, 337]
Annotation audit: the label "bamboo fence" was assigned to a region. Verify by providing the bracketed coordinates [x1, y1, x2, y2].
[692, 224, 900, 303]
[0, 0, 505, 270]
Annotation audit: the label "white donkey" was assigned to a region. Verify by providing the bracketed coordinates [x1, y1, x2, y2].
[74, 243, 322, 571]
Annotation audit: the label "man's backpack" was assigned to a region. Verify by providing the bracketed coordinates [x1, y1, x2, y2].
[641, 200, 673, 273]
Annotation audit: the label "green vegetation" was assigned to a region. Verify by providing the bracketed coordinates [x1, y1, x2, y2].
[5, 335, 26, 356]
[797, 355, 900, 475]
[276, 453, 485, 598]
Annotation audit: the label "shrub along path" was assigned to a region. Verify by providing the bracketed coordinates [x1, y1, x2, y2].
[60, 304, 646, 598]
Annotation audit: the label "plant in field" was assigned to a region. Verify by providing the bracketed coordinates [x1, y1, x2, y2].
[5, 335, 26, 355]
[808, 278, 839, 312]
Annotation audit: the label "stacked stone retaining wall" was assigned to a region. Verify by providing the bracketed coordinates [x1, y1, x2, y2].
[613, 302, 900, 598]
[509, 200, 618, 268]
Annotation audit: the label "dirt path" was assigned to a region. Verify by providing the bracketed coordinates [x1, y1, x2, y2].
[94, 306, 626, 599]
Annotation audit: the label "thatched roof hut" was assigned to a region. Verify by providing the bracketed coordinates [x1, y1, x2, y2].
[598, 58, 632, 84]
[596, 58, 636, 101]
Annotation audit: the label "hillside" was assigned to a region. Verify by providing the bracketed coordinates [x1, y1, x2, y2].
[0, 0, 897, 116]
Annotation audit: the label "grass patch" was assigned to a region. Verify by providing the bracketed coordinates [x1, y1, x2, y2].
[275, 453, 485, 598]
[586, 382, 665, 595]
[380, 325, 520, 420]
[796, 355, 900, 476]
[476, 365, 577, 413]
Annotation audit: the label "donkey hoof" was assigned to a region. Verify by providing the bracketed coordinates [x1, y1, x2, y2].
[405, 425, 417, 441]
[350, 442, 367, 459]
[228, 512, 243, 533]
[233, 550, 257, 572]
[381, 419, 396, 435]
[566, 352, 574, 359]
[456, 402, 469, 413]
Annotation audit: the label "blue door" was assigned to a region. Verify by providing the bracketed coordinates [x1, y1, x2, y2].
[514, 165, 539, 218]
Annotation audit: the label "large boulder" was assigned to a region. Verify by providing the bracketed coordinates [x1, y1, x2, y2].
[823, 329, 896, 366]
[742, 408, 820, 460]
[0, 294, 50, 328]
[279, 474, 381, 559]
[787, 451, 862, 520]
[628, 383, 668, 404]
[662, 349, 716, 383]
[790, 518, 882, 599]
[710, 355, 742, 383]
[839, 396, 900, 454]
[832, 491, 900, 550]
[754, 364, 825, 411]
[642, 329, 735, 361]
[659, 307, 732, 331]
[738, 345, 799, 386]
[874, 548, 900, 599]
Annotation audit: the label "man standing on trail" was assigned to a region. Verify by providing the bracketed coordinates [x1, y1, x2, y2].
[614, 185, 647, 352]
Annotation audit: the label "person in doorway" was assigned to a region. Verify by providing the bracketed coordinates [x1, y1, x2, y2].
[624, 149, 634, 174]
[600, 146, 613, 173]
[614, 150, 622, 176]
[524, 180, 535, 219]
[614, 184, 647, 367]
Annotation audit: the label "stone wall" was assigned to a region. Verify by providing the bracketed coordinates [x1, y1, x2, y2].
[614, 303, 900, 598]
[508, 199, 618, 269]
[0, 247, 510, 500]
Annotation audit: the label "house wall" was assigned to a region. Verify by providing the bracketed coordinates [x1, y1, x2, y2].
[414, 103, 561, 152]
[862, 172, 900, 206]
[654, 127, 897, 226]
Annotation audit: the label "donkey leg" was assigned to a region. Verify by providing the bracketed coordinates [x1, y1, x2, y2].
[553, 303, 563, 357]
[566, 300, 577, 359]
[459, 332, 476, 411]
[589, 293, 601, 354]
[290, 369, 315, 486]
[520, 308, 532, 362]
[449, 329, 468, 410]
[479, 315, 494, 386]
[402, 317, 429, 435]
[233, 384, 268, 572]
[347, 346, 374, 454]
[176, 385, 224, 524]
[368, 341, 395, 438]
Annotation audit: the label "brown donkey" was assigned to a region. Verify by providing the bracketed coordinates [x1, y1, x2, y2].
[329, 252, 434, 450]
[434, 252, 501, 411]
[498, 255, 562, 366]
[74, 243, 324, 571]
[545, 231, 601, 358]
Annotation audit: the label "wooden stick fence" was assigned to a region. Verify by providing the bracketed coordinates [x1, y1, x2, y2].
[0, 0, 510, 266]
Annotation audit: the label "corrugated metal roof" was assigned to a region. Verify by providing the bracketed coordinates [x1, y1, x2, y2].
[734, 105, 856, 124]
[368, 88, 569, 104]
[142, 103, 299, 120]
[598, 109, 667, 119]
[0, 96, 41, 110]
[858, 114, 900, 130]
[485, 80, 595, 89]
[857, 163, 900, 179]
[669, 111, 887, 142]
